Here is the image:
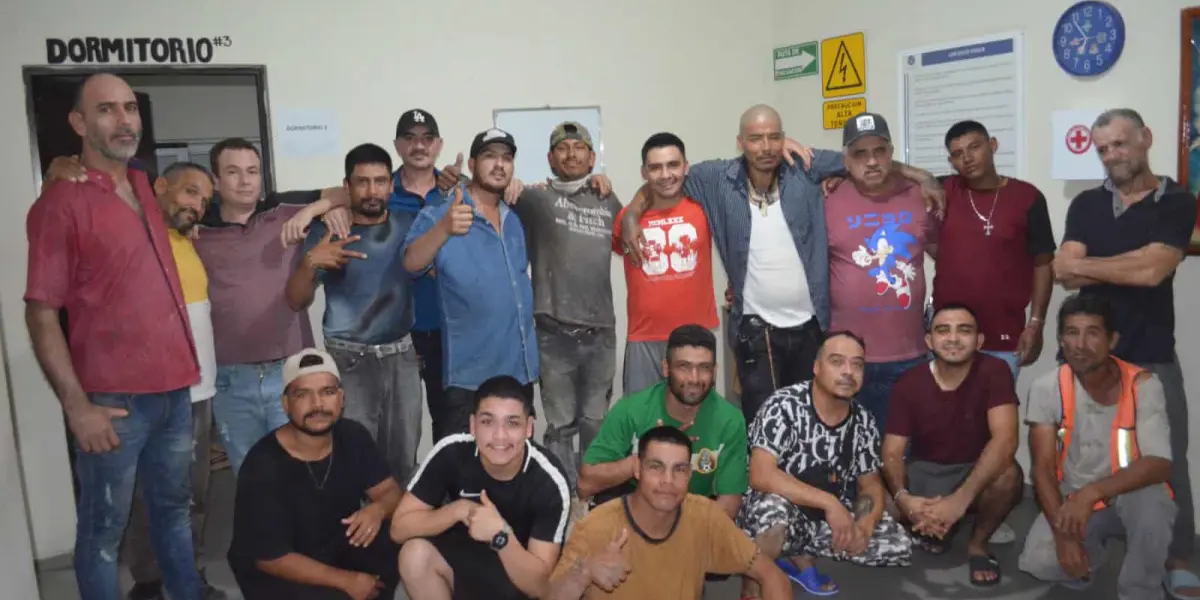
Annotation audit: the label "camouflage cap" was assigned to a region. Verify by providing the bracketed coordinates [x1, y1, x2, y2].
[549, 121, 593, 150]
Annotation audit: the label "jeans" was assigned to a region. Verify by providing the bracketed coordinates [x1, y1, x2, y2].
[211, 359, 289, 475]
[537, 320, 616, 491]
[858, 355, 930, 433]
[1135, 357, 1194, 561]
[327, 336, 424, 485]
[734, 315, 824, 424]
[412, 328, 445, 431]
[982, 349, 1021, 383]
[439, 382, 536, 440]
[122, 398, 214, 584]
[74, 389, 201, 600]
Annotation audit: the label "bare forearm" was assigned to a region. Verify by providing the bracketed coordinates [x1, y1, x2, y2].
[715, 495, 742, 521]
[546, 561, 591, 600]
[1032, 465, 1064, 520]
[856, 477, 886, 530]
[1058, 274, 1102, 290]
[285, 261, 319, 311]
[369, 488, 403, 518]
[1030, 264, 1053, 321]
[319, 187, 349, 208]
[1087, 457, 1171, 501]
[895, 161, 936, 186]
[881, 453, 908, 497]
[1075, 251, 1166, 287]
[25, 303, 88, 412]
[626, 185, 649, 222]
[497, 543, 553, 598]
[257, 553, 355, 592]
[403, 228, 450, 274]
[956, 435, 1017, 502]
[577, 458, 634, 499]
[390, 505, 462, 543]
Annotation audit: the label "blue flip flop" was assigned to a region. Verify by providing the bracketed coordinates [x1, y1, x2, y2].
[1164, 569, 1200, 599]
[775, 559, 839, 596]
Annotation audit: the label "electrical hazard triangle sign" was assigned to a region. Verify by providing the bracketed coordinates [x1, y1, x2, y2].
[821, 32, 866, 98]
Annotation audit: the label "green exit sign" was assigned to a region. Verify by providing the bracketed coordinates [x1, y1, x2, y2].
[774, 41, 818, 80]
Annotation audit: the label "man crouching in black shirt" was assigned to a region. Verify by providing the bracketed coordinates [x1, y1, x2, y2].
[227, 348, 403, 600]
[392, 375, 571, 600]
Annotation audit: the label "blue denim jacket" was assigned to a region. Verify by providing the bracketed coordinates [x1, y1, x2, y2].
[389, 168, 449, 333]
[404, 188, 539, 390]
[683, 152, 844, 345]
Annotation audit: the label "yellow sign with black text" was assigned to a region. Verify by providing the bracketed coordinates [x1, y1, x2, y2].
[823, 98, 867, 130]
[821, 32, 866, 98]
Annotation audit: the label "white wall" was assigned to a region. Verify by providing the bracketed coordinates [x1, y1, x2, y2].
[2, 0, 770, 562]
[772, 0, 1200, 511]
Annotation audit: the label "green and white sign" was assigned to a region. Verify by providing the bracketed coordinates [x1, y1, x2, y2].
[774, 41, 818, 80]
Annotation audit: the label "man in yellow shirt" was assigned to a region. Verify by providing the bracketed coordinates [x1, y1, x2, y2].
[121, 161, 227, 600]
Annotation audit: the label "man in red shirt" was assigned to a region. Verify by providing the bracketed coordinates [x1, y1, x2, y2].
[24, 73, 204, 600]
[613, 133, 718, 395]
[882, 304, 1022, 587]
[932, 120, 1056, 381]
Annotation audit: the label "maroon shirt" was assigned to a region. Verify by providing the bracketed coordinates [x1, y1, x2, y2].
[885, 353, 1017, 464]
[932, 176, 1056, 351]
[24, 168, 199, 394]
[195, 191, 319, 366]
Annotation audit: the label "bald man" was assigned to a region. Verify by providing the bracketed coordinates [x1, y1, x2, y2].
[619, 104, 942, 423]
[24, 73, 205, 600]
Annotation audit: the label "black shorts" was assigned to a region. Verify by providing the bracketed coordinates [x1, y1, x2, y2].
[431, 527, 531, 600]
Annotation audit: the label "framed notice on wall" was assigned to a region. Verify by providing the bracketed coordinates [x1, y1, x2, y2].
[493, 106, 603, 183]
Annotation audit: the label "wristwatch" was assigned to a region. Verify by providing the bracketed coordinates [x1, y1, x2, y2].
[490, 524, 512, 551]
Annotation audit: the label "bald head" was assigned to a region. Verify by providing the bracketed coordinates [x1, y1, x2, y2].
[739, 104, 782, 135]
[69, 73, 142, 165]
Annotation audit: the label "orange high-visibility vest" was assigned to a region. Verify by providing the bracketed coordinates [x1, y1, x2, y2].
[1056, 356, 1173, 510]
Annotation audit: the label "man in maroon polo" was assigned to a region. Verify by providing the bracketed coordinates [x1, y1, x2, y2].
[932, 120, 1056, 381]
[24, 73, 204, 600]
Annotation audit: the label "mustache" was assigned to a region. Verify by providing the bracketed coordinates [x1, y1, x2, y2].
[303, 410, 335, 420]
[111, 127, 138, 140]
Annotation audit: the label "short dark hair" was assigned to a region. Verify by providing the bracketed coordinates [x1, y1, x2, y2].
[820, 330, 867, 356]
[636, 425, 692, 457]
[161, 161, 215, 185]
[944, 120, 990, 149]
[930, 302, 979, 327]
[1057, 293, 1117, 337]
[666, 324, 716, 361]
[641, 132, 686, 165]
[343, 143, 394, 181]
[209, 137, 260, 174]
[473, 375, 535, 416]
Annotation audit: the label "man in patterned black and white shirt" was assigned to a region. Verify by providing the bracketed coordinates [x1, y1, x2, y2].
[736, 332, 911, 597]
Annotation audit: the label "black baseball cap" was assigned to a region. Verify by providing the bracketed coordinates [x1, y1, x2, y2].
[842, 112, 892, 147]
[470, 128, 518, 158]
[395, 109, 439, 138]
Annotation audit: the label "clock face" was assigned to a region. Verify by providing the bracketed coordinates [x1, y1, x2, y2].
[1053, 1, 1125, 76]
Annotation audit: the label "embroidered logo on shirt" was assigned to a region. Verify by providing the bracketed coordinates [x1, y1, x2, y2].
[459, 490, 481, 498]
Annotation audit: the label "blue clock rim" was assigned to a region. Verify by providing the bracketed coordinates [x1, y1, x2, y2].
[1052, 0, 1125, 76]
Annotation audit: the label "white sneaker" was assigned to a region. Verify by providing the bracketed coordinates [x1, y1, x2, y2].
[989, 522, 1016, 544]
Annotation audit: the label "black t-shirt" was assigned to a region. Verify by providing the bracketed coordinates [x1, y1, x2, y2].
[227, 420, 391, 570]
[1062, 178, 1196, 363]
[408, 434, 572, 546]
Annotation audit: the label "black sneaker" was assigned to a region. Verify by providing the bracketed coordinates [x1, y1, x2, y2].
[126, 581, 165, 600]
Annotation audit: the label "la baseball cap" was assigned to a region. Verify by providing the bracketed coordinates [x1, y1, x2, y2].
[549, 121, 593, 151]
[396, 109, 439, 138]
[282, 348, 340, 390]
[842, 112, 892, 147]
[470, 128, 518, 158]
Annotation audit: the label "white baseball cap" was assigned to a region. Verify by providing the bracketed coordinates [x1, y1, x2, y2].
[282, 348, 340, 390]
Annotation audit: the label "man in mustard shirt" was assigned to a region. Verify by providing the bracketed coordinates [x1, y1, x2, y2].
[121, 161, 227, 600]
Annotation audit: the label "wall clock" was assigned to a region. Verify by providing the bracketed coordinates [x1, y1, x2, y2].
[1053, 1, 1125, 77]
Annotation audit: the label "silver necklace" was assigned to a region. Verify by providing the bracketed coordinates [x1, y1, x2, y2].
[305, 447, 334, 491]
[967, 184, 1001, 236]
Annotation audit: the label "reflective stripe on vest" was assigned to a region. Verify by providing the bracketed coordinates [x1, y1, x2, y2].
[1056, 356, 1172, 510]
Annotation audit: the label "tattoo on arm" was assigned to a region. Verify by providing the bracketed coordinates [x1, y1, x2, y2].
[853, 495, 874, 520]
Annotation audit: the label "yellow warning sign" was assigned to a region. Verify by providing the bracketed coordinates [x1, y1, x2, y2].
[823, 98, 867, 130]
[821, 32, 866, 98]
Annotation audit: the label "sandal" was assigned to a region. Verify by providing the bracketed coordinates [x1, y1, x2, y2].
[1164, 569, 1200, 599]
[774, 559, 838, 596]
[967, 554, 1001, 587]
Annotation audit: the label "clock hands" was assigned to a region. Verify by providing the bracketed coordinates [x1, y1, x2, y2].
[1071, 15, 1091, 55]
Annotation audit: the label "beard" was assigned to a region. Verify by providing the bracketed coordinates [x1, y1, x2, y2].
[170, 208, 199, 234]
[88, 127, 140, 162]
[354, 196, 386, 218]
[668, 375, 711, 406]
[290, 410, 338, 436]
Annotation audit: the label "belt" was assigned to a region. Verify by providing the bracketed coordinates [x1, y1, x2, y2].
[744, 314, 819, 332]
[326, 335, 413, 359]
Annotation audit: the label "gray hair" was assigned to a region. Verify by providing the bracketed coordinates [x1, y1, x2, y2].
[161, 161, 215, 184]
[1092, 108, 1146, 130]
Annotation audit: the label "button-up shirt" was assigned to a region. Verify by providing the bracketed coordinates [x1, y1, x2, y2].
[25, 168, 199, 393]
[404, 189, 538, 390]
[389, 167, 450, 333]
[683, 152, 845, 341]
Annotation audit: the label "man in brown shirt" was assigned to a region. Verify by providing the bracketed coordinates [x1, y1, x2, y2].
[545, 426, 790, 599]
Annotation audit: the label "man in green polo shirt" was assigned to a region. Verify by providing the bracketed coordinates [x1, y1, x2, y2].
[578, 324, 748, 520]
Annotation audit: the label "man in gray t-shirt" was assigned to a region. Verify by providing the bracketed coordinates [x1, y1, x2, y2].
[1018, 294, 1174, 600]
[512, 121, 621, 497]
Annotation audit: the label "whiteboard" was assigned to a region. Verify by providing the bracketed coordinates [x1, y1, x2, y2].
[493, 106, 603, 184]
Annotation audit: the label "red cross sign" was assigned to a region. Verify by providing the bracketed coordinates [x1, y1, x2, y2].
[1066, 125, 1092, 155]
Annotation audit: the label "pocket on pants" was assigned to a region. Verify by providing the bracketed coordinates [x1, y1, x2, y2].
[329, 349, 365, 373]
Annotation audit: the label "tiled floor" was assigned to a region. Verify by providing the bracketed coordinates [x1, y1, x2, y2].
[37, 470, 1163, 599]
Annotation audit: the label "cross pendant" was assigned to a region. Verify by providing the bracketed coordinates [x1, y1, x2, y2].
[983, 221, 994, 236]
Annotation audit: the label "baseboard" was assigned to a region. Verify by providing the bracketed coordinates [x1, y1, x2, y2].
[35, 553, 72, 573]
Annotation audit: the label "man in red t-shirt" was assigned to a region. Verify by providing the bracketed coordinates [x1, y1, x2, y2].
[24, 73, 204, 600]
[613, 133, 718, 395]
[932, 120, 1056, 382]
[881, 304, 1022, 587]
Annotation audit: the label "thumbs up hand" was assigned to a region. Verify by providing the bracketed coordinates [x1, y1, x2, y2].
[437, 152, 465, 192]
[589, 528, 633, 591]
[440, 185, 474, 236]
[465, 489, 508, 544]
